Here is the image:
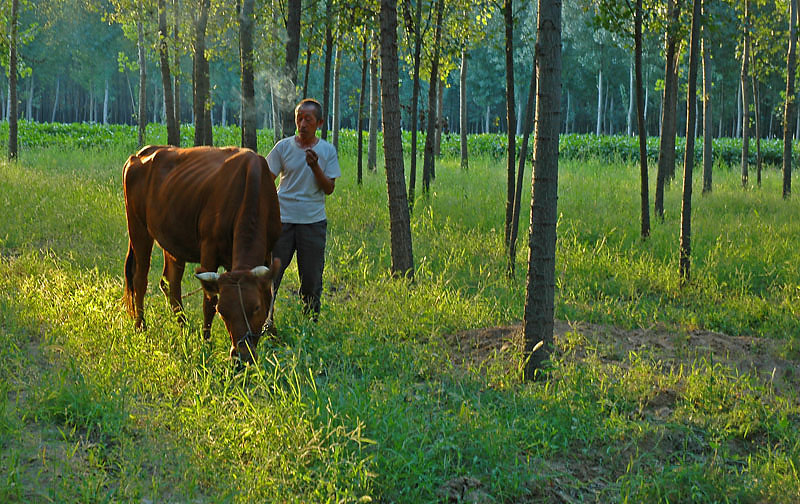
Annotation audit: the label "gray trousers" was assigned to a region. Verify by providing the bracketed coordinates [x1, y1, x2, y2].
[272, 220, 327, 316]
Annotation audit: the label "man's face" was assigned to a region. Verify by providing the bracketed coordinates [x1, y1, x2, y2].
[295, 105, 323, 140]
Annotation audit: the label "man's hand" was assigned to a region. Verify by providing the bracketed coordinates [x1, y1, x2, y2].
[305, 148, 335, 195]
[305, 148, 319, 169]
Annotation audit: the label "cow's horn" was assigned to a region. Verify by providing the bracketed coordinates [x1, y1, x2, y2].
[251, 265, 270, 277]
[195, 272, 220, 282]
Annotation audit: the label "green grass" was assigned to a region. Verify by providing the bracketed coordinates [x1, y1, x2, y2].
[1, 140, 799, 502]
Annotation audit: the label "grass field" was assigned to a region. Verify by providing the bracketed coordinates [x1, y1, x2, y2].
[1, 140, 799, 502]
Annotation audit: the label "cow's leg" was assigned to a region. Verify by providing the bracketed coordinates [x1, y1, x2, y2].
[201, 294, 218, 341]
[127, 232, 154, 331]
[160, 253, 187, 327]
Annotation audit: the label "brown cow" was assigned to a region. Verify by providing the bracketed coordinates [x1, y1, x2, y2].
[122, 145, 281, 364]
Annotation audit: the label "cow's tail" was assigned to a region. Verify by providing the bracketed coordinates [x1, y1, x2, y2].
[123, 241, 136, 318]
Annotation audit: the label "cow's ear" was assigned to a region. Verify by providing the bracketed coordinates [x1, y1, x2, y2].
[195, 271, 220, 296]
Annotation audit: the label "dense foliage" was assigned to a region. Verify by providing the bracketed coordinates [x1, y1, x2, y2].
[3, 120, 799, 168]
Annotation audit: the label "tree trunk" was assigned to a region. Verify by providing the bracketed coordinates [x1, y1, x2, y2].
[332, 45, 342, 150]
[460, 48, 469, 170]
[280, 0, 301, 139]
[503, 0, 517, 248]
[679, 0, 702, 285]
[103, 78, 109, 124]
[627, 59, 634, 136]
[159, 0, 179, 146]
[407, 0, 423, 208]
[435, 81, 443, 157]
[380, 0, 414, 278]
[239, 0, 257, 150]
[508, 57, 536, 278]
[52, 77, 60, 123]
[137, 11, 147, 148]
[173, 0, 182, 144]
[635, 0, 650, 239]
[740, 0, 750, 188]
[358, 34, 368, 184]
[8, 0, 19, 160]
[524, 0, 561, 380]
[422, 0, 444, 193]
[655, 0, 681, 219]
[193, 0, 211, 146]
[303, 45, 312, 99]
[321, 0, 333, 140]
[368, 38, 380, 171]
[702, 19, 713, 194]
[596, 68, 603, 135]
[752, 77, 761, 186]
[784, 0, 797, 199]
[25, 75, 33, 120]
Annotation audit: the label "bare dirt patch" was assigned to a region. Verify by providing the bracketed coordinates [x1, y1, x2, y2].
[444, 320, 799, 393]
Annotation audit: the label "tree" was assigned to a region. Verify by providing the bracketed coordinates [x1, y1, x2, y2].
[401, 0, 428, 208]
[367, 36, 379, 171]
[679, 0, 702, 284]
[8, 0, 20, 160]
[321, 0, 333, 139]
[158, 0, 179, 146]
[502, 0, 518, 249]
[508, 56, 536, 277]
[783, 0, 797, 199]
[192, 0, 211, 146]
[587, 0, 651, 239]
[134, 1, 148, 147]
[422, 0, 444, 194]
[238, 0, 256, 150]
[279, 0, 301, 140]
[523, 0, 560, 380]
[655, 0, 683, 219]
[701, 12, 712, 194]
[357, 33, 368, 184]
[380, 0, 415, 277]
[740, 0, 751, 188]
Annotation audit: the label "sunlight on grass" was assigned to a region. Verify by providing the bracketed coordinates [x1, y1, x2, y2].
[1, 147, 799, 502]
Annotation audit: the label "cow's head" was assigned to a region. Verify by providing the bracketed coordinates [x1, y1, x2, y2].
[195, 258, 280, 365]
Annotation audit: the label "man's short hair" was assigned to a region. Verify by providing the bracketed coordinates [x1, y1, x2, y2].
[295, 98, 323, 121]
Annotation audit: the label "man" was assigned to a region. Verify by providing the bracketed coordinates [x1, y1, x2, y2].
[267, 98, 340, 320]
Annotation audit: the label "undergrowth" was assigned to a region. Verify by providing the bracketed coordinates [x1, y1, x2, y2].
[0, 141, 798, 502]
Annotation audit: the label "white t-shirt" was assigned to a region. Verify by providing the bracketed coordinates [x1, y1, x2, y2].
[267, 137, 341, 224]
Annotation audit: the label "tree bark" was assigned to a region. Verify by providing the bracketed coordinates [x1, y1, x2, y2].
[239, 0, 257, 150]
[422, 0, 444, 193]
[103, 78, 109, 124]
[702, 19, 713, 194]
[460, 48, 469, 170]
[655, 0, 681, 218]
[159, 0, 179, 146]
[635, 0, 650, 239]
[358, 34, 368, 184]
[137, 10, 147, 148]
[368, 38, 380, 171]
[280, 0, 301, 140]
[524, 0, 561, 380]
[596, 68, 603, 135]
[740, 0, 751, 188]
[679, 0, 702, 285]
[8, 0, 19, 160]
[332, 45, 342, 150]
[752, 76, 761, 186]
[508, 59, 536, 278]
[193, 0, 211, 146]
[407, 0, 423, 209]
[503, 0, 517, 249]
[173, 0, 182, 144]
[380, 0, 415, 278]
[321, 0, 334, 140]
[784, 0, 798, 199]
